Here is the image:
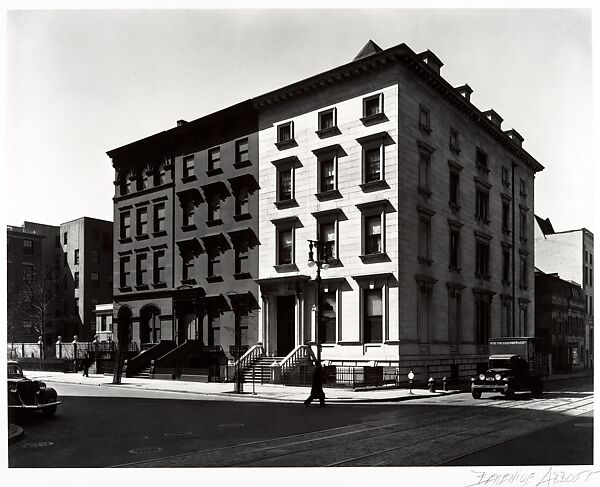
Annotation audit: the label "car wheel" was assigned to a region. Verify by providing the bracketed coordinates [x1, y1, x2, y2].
[472, 391, 482, 399]
[42, 405, 57, 417]
[532, 379, 544, 398]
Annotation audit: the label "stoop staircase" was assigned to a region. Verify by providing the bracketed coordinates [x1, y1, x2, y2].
[241, 356, 285, 384]
[130, 366, 152, 379]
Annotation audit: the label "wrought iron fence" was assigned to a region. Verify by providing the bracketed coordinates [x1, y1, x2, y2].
[282, 366, 399, 388]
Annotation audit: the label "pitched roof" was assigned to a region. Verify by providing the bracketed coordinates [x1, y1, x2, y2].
[535, 215, 555, 235]
[353, 40, 383, 61]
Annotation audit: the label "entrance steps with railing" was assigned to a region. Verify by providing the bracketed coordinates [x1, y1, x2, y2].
[241, 356, 285, 384]
[130, 367, 152, 379]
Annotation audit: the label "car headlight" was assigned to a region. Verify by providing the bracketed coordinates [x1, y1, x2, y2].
[38, 382, 46, 391]
[495, 373, 502, 381]
[478, 374, 485, 380]
[9, 384, 18, 393]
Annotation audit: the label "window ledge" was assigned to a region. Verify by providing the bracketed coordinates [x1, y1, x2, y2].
[324, 258, 342, 268]
[181, 175, 197, 184]
[418, 123, 432, 135]
[450, 145, 461, 155]
[360, 180, 389, 192]
[119, 237, 133, 244]
[315, 189, 342, 201]
[359, 253, 390, 264]
[449, 202, 461, 212]
[274, 198, 298, 209]
[207, 219, 223, 227]
[315, 126, 340, 138]
[135, 284, 150, 291]
[418, 186, 432, 198]
[275, 139, 297, 150]
[360, 112, 386, 125]
[206, 168, 223, 177]
[152, 282, 167, 289]
[206, 275, 223, 283]
[181, 224, 197, 232]
[181, 278, 197, 286]
[233, 160, 252, 169]
[118, 286, 133, 293]
[476, 163, 490, 175]
[135, 234, 150, 241]
[418, 257, 433, 265]
[152, 230, 168, 238]
[233, 213, 252, 222]
[274, 263, 299, 273]
[233, 272, 252, 280]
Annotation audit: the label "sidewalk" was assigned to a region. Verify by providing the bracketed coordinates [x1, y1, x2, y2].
[22, 370, 461, 403]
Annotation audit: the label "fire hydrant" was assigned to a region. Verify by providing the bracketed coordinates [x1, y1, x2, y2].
[442, 377, 448, 391]
[428, 377, 436, 392]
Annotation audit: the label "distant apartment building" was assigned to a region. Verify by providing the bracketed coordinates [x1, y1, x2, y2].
[94, 303, 114, 342]
[6, 217, 113, 344]
[254, 40, 543, 379]
[535, 270, 587, 373]
[535, 216, 594, 368]
[107, 102, 259, 362]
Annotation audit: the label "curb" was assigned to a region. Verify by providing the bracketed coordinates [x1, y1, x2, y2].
[8, 423, 24, 444]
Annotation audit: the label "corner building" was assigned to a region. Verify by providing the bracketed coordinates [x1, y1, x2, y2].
[255, 41, 543, 379]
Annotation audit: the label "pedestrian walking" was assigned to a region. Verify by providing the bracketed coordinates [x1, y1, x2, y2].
[82, 354, 90, 377]
[304, 361, 326, 407]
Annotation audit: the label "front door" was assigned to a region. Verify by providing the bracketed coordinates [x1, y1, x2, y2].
[276, 295, 295, 356]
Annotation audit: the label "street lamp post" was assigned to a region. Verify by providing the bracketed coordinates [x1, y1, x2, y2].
[307, 239, 329, 362]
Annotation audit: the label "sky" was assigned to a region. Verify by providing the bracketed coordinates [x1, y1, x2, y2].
[3, 7, 595, 234]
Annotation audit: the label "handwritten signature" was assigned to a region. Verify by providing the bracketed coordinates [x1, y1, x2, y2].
[466, 468, 600, 487]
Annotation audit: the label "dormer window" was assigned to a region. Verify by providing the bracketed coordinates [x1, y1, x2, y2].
[361, 93, 385, 124]
[276, 122, 295, 149]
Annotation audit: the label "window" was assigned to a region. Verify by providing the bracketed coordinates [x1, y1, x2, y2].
[153, 250, 166, 284]
[234, 241, 250, 276]
[447, 287, 461, 346]
[137, 169, 149, 191]
[154, 162, 166, 186]
[363, 288, 383, 343]
[475, 240, 490, 278]
[320, 221, 336, 260]
[136, 253, 148, 286]
[208, 194, 221, 223]
[520, 254, 528, 289]
[120, 256, 131, 288]
[207, 246, 221, 278]
[449, 228, 460, 269]
[502, 199, 511, 233]
[63, 252, 68, 266]
[183, 155, 195, 178]
[419, 104, 431, 133]
[154, 203, 166, 233]
[74, 271, 80, 289]
[502, 166, 510, 187]
[318, 155, 336, 193]
[91, 249, 100, 264]
[136, 207, 148, 236]
[362, 93, 383, 119]
[63, 232, 68, 245]
[182, 199, 195, 227]
[23, 264, 34, 281]
[501, 296, 512, 337]
[320, 290, 337, 344]
[235, 309, 249, 348]
[235, 187, 249, 216]
[235, 138, 249, 165]
[182, 252, 194, 281]
[208, 147, 221, 172]
[120, 212, 131, 239]
[23, 239, 34, 255]
[475, 189, 489, 223]
[520, 209, 527, 241]
[502, 248, 511, 284]
[277, 228, 293, 265]
[476, 148, 489, 172]
[276, 121, 294, 145]
[208, 312, 220, 346]
[475, 296, 491, 346]
[418, 215, 432, 264]
[450, 128, 460, 153]
[318, 108, 336, 132]
[418, 143, 434, 195]
[74, 249, 79, 265]
[519, 302, 528, 336]
[277, 167, 293, 202]
[520, 178, 527, 198]
[364, 146, 381, 183]
[120, 171, 132, 196]
[449, 169, 460, 207]
[92, 271, 99, 287]
[364, 214, 382, 255]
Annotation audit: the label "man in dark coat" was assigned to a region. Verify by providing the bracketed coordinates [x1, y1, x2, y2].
[304, 361, 326, 407]
[82, 354, 90, 377]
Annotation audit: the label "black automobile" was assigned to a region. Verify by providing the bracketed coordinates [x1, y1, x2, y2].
[471, 354, 543, 399]
[7, 361, 60, 416]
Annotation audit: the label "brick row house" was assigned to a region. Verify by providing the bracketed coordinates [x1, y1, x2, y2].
[107, 41, 544, 379]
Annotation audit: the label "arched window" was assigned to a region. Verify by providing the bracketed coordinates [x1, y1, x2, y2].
[154, 162, 166, 186]
[120, 170, 132, 196]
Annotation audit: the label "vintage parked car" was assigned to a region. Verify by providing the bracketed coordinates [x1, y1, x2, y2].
[7, 361, 60, 416]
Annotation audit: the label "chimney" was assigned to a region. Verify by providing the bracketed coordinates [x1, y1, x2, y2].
[455, 84, 473, 102]
[417, 50, 443, 75]
[504, 129, 524, 147]
[177, 119, 188, 127]
[482, 109, 503, 129]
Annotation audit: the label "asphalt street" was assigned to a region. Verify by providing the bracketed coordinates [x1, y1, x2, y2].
[8, 377, 593, 468]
